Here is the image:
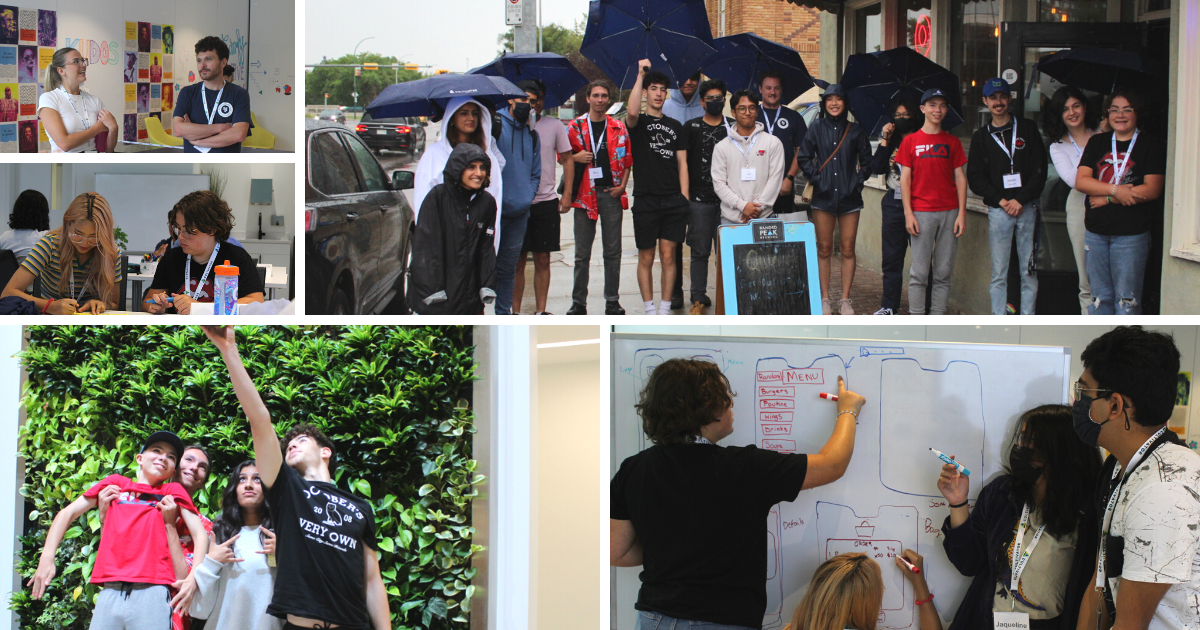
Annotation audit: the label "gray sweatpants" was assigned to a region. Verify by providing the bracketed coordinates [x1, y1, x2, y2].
[908, 209, 959, 315]
[89, 583, 171, 630]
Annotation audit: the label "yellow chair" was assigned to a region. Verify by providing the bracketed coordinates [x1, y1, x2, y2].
[144, 116, 183, 147]
[243, 111, 276, 150]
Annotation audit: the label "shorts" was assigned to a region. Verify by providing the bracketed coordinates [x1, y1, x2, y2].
[521, 199, 561, 253]
[631, 193, 687, 250]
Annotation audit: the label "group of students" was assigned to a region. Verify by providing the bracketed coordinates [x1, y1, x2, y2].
[29, 326, 389, 630]
[0, 188, 265, 314]
[611, 325, 1200, 630]
[37, 36, 252, 153]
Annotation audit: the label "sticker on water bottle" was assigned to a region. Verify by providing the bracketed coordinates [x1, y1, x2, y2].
[213, 260, 240, 316]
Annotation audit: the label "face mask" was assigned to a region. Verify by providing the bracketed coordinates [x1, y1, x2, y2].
[513, 102, 531, 124]
[705, 99, 725, 116]
[1008, 446, 1043, 484]
[1072, 394, 1111, 447]
[893, 117, 917, 135]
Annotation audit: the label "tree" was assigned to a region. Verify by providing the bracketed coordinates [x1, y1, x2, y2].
[305, 52, 424, 108]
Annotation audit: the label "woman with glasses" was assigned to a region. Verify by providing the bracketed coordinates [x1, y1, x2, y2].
[145, 191, 264, 315]
[38, 48, 119, 153]
[1045, 87, 1102, 315]
[869, 97, 923, 316]
[1073, 90, 1166, 315]
[1, 192, 123, 313]
[936, 404, 1101, 630]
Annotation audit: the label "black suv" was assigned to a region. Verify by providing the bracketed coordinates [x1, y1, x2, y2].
[305, 119, 415, 314]
[354, 113, 427, 157]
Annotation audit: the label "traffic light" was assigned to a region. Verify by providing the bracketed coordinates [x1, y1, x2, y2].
[404, 63, 419, 72]
[363, 63, 378, 71]
[436, 69, 449, 75]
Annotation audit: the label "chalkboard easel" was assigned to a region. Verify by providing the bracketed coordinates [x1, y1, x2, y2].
[718, 220, 821, 315]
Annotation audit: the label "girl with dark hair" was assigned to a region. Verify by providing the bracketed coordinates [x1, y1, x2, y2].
[1045, 87, 1101, 314]
[0, 189, 50, 264]
[413, 97, 505, 240]
[938, 405, 1102, 630]
[189, 460, 281, 630]
[870, 98, 923, 315]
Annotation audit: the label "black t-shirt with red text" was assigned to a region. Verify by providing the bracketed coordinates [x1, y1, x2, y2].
[149, 242, 264, 309]
[1079, 131, 1166, 236]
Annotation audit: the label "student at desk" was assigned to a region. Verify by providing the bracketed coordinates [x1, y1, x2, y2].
[146, 191, 264, 314]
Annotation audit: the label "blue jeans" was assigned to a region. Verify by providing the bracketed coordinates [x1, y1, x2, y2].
[1085, 230, 1150, 315]
[987, 203, 1038, 315]
[494, 211, 530, 314]
[635, 611, 758, 630]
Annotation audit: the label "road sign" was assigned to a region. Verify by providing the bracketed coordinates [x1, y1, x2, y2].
[355, 67, 361, 76]
[506, 0, 523, 25]
[363, 63, 378, 71]
[352, 92, 359, 98]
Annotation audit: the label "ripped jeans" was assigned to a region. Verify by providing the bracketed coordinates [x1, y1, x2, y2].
[1084, 230, 1150, 315]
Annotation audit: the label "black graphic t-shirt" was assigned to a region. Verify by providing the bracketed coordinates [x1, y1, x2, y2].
[265, 461, 378, 629]
[1078, 131, 1166, 236]
[629, 113, 683, 197]
[681, 115, 733, 204]
[148, 242, 265, 311]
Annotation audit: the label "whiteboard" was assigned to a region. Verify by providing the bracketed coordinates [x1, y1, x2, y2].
[93, 173, 208, 251]
[611, 334, 1072, 630]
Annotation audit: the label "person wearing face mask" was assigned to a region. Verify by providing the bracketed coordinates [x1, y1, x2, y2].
[1072, 326, 1200, 630]
[870, 98, 922, 315]
[492, 80, 541, 315]
[938, 405, 1101, 630]
[679, 78, 734, 314]
[611, 359, 866, 629]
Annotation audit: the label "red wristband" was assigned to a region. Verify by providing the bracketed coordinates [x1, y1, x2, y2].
[41, 298, 53, 314]
[915, 594, 934, 606]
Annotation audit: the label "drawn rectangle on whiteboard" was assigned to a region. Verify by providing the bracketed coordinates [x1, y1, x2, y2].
[761, 439, 796, 452]
[759, 398, 794, 410]
[762, 424, 792, 436]
[759, 385, 795, 397]
[760, 411, 793, 423]
[757, 371, 782, 382]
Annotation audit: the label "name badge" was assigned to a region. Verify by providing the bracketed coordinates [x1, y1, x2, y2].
[589, 167, 604, 180]
[1003, 173, 1023, 189]
[741, 168, 757, 181]
[894, 187, 903, 200]
[994, 611, 1029, 630]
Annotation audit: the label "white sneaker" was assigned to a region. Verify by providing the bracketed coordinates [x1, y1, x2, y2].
[822, 298, 832, 315]
[873, 307, 894, 315]
[839, 299, 855, 315]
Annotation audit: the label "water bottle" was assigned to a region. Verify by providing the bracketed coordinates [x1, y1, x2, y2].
[214, 260, 239, 315]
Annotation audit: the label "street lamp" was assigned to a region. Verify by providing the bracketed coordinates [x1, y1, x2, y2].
[352, 36, 375, 111]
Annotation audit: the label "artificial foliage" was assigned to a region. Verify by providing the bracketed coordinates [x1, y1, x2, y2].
[11, 325, 482, 630]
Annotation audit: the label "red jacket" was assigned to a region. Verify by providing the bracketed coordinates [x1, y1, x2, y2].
[566, 114, 633, 219]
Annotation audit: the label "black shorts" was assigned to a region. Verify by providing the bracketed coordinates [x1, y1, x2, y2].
[521, 199, 561, 253]
[631, 193, 687, 250]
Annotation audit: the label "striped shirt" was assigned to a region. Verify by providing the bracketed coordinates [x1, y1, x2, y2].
[21, 232, 124, 301]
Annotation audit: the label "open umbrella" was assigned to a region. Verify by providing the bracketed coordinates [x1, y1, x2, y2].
[581, 0, 718, 89]
[1034, 47, 1161, 95]
[840, 47, 963, 137]
[467, 52, 589, 109]
[365, 73, 527, 120]
[700, 33, 815, 104]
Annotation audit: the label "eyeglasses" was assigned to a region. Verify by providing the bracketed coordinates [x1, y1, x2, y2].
[702, 95, 724, 103]
[894, 113, 912, 119]
[68, 230, 98, 245]
[1072, 380, 1113, 400]
[171, 223, 201, 237]
[65, 58, 88, 67]
[1107, 107, 1135, 116]
[734, 106, 756, 114]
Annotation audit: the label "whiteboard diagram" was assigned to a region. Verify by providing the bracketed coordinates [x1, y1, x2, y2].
[611, 335, 1071, 630]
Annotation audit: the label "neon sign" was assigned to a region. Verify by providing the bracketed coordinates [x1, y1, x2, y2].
[914, 14, 932, 57]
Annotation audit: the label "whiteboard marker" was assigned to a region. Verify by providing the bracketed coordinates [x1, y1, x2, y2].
[929, 448, 970, 476]
[819, 392, 838, 401]
[897, 555, 920, 574]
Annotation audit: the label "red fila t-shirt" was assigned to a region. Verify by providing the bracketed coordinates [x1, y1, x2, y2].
[895, 130, 967, 212]
[83, 474, 198, 585]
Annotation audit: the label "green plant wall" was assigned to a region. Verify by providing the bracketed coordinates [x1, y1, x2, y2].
[12, 325, 482, 630]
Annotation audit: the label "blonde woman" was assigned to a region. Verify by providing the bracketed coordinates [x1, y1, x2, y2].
[2, 193, 124, 313]
[787, 551, 942, 630]
[37, 48, 119, 153]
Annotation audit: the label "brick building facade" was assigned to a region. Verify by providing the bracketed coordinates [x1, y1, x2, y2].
[705, 0, 823, 79]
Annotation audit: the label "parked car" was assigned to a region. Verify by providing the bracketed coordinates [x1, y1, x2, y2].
[354, 114, 427, 158]
[316, 109, 346, 124]
[305, 119, 415, 315]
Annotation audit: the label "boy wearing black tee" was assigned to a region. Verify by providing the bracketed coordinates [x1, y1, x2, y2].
[627, 60, 689, 316]
[203, 326, 391, 630]
[680, 79, 733, 313]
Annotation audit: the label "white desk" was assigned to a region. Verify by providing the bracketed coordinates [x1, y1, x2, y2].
[128, 267, 289, 311]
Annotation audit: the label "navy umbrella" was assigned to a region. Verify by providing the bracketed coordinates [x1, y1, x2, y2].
[581, 0, 718, 89]
[467, 52, 589, 109]
[840, 47, 963, 137]
[700, 33, 815, 104]
[366, 73, 527, 120]
[1034, 47, 1160, 94]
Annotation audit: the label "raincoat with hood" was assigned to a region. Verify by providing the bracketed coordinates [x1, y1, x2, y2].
[413, 97, 506, 250]
[663, 89, 703, 125]
[797, 84, 873, 214]
[406, 143, 498, 315]
[495, 107, 541, 218]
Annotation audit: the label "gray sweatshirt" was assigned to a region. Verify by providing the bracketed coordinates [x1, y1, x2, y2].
[711, 121, 787, 223]
[190, 525, 283, 630]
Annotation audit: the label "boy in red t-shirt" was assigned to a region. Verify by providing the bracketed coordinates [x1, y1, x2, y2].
[895, 88, 968, 315]
[28, 431, 209, 629]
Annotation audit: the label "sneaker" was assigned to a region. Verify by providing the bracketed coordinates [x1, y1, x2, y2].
[822, 298, 832, 315]
[605, 301, 626, 315]
[536, 311, 553, 315]
[566, 303, 586, 315]
[689, 302, 706, 315]
[839, 299, 855, 315]
[671, 294, 683, 310]
[873, 307, 894, 315]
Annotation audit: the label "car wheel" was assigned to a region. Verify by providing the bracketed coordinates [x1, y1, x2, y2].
[382, 234, 412, 315]
[329, 287, 352, 315]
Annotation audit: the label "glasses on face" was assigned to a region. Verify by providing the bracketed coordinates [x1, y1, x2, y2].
[68, 230, 98, 245]
[1108, 107, 1135, 116]
[734, 106, 756, 114]
[171, 223, 200, 238]
[1072, 380, 1113, 401]
[894, 113, 912, 119]
[66, 58, 88, 67]
[702, 95, 724, 103]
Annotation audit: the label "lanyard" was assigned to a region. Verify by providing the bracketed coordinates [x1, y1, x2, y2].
[732, 130, 760, 165]
[1009, 503, 1047, 605]
[184, 242, 221, 299]
[760, 105, 782, 135]
[202, 85, 225, 125]
[1095, 426, 1167, 591]
[1069, 135, 1084, 158]
[587, 118, 605, 165]
[67, 264, 92, 302]
[990, 119, 1018, 174]
[1110, 130, 1139, 184]
[694, 436, 714, 445]
[61, 88, 90, 129]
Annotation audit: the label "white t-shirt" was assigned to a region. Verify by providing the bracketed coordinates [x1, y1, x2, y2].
[533, 114, 572, 203]
[1108, 442, 1200, 630]
[37, 88, 104, 153]
[0, 229, 48, 264]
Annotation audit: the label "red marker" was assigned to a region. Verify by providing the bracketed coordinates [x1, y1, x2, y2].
[898, 556, 920, 574]
[819, 393, 838, 401]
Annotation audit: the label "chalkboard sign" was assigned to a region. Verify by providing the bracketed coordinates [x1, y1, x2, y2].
[719, 220, 821, 315]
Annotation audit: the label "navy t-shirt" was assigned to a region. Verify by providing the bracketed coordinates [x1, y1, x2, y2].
[758, 105, 808, 175]
[173, 82, 253, 153]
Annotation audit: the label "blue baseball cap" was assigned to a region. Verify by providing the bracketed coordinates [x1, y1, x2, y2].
[982, 78, 1010, 97]
[920, 88, 948, 105]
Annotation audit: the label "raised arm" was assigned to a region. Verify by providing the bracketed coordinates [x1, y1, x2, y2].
[625, 59, 650, 129]
[202, 326, 283, 488]
[28, 495, 97, 598]
[801, 376, 865, 489]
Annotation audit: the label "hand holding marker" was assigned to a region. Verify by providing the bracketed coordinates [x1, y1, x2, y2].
[930, 447, 970, 476]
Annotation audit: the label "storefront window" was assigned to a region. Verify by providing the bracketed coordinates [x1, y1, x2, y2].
[1141, 0, 1170, 13]
[1039, 0, 1108, 22]
[855, 4, 882, 54]
[904, 0, 933, 57]
[950, 0, 999, 150]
